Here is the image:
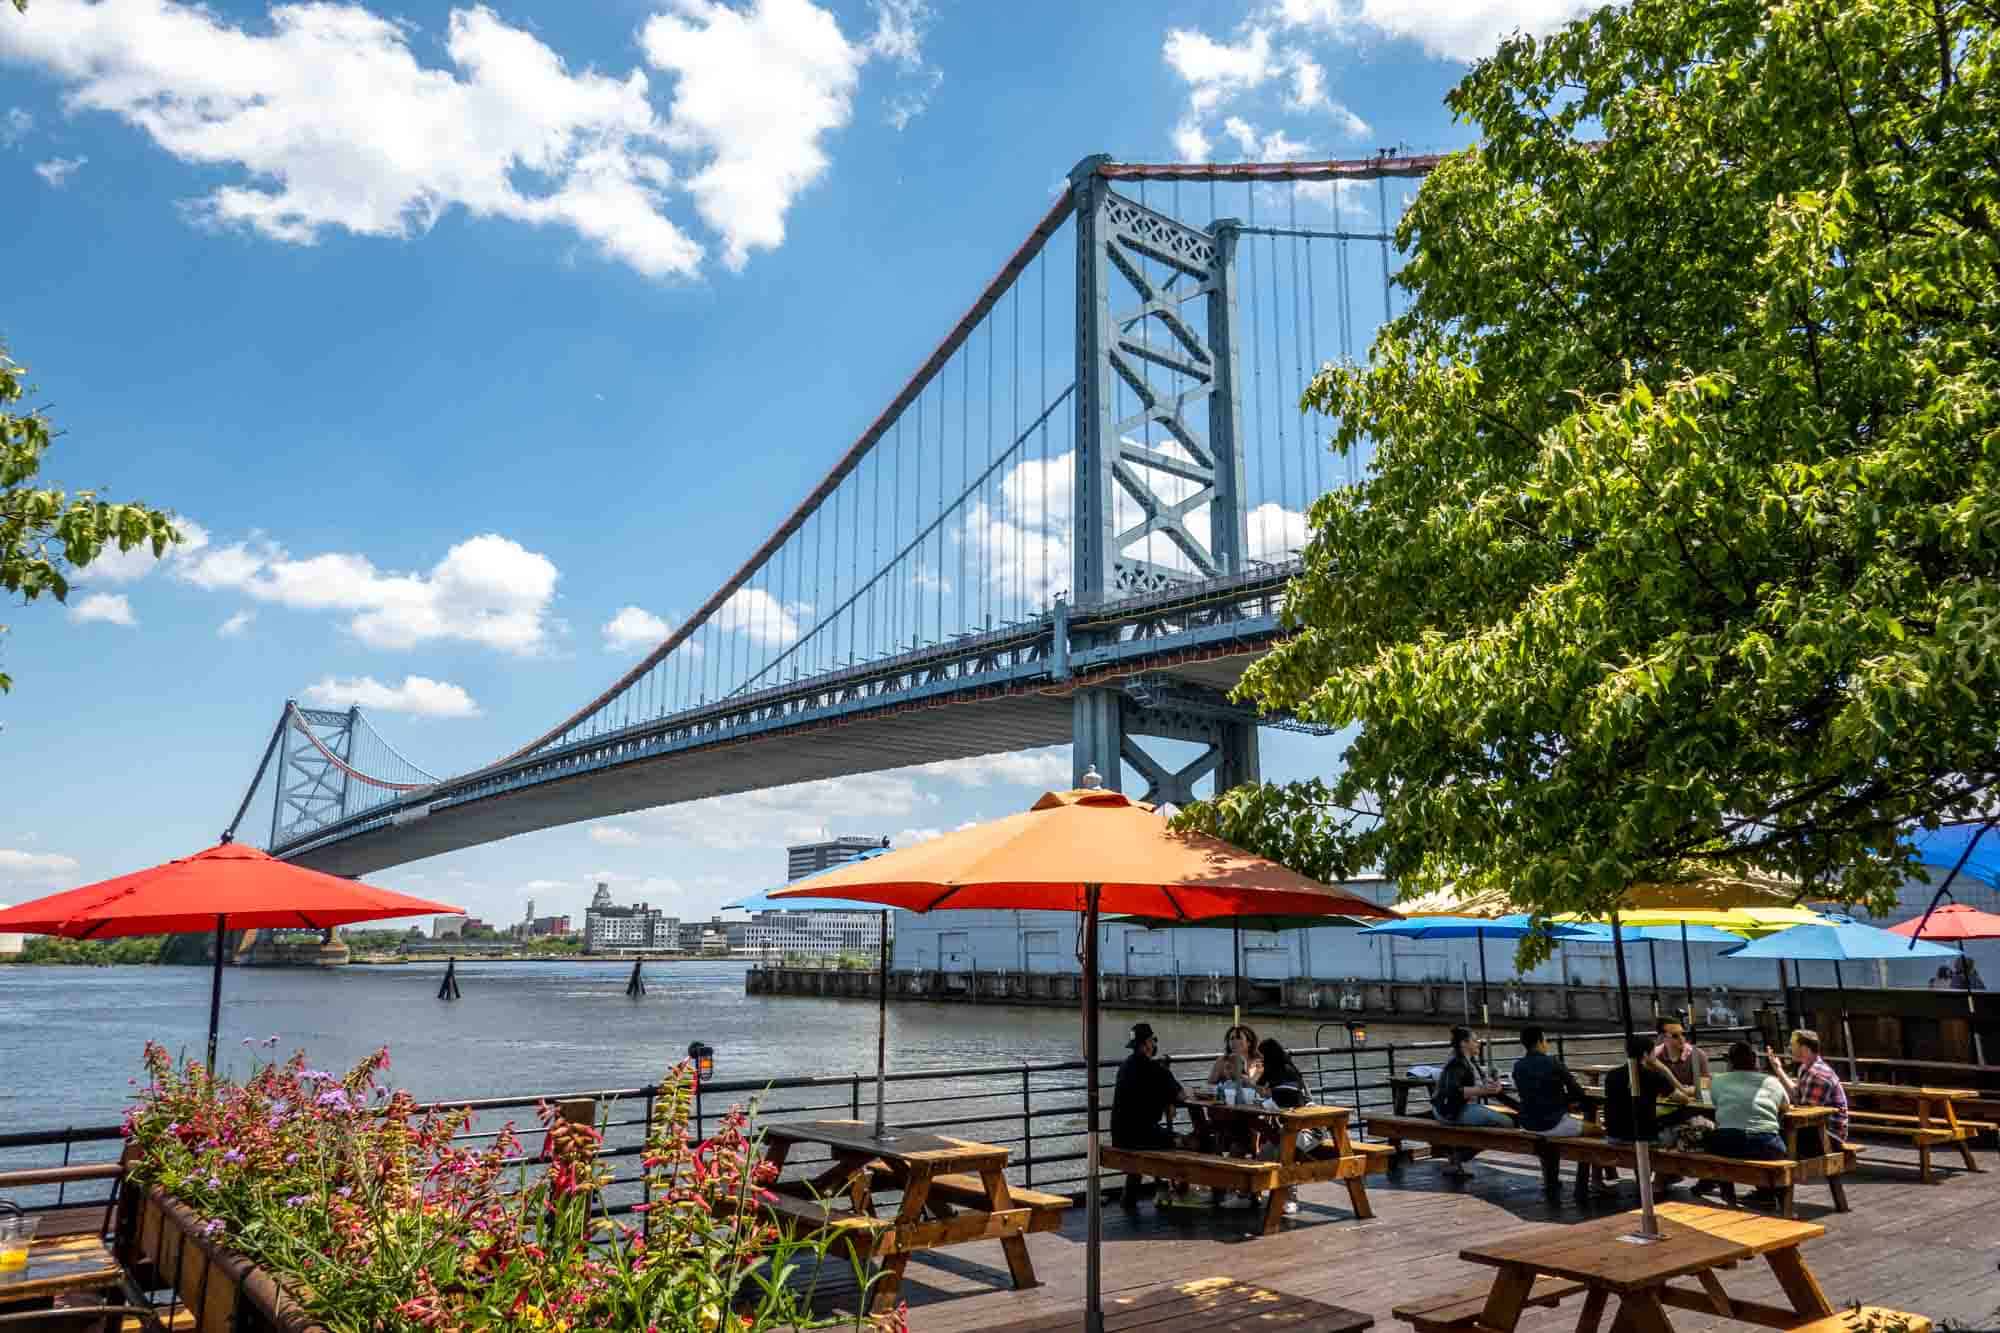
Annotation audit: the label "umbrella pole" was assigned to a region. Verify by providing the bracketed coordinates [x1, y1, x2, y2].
[1082, 885, 1105, 1333]
[206, 915, 226, 1077]
[1233, 924, 1241, 1025]
[875, 910, 890, 1139]
[1680, 922, 1697, 1043]
[1646, 939, 1660, 1020]
[1777, 960, 1791, 1032]
[1609, 908, 1658, 1239]
[1835, 962, 1857, 1080]
[1476, 928, 1490, 1061]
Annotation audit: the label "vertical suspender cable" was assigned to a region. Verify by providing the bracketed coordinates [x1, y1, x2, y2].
[936, 359, 946, 640]
[1302, 183, 1323, 498]
[1039, 246, 1049, 605]
[1268, 206, 1286, 537]
[1289, 182, 1313, 510]
[960, 341, 970, 637]
[1246, 181, 1265, 561]
[1378, 175, 1393, 325]
[985, 313, 995, 630]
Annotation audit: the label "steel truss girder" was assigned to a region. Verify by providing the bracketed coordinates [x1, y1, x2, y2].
[1070, 685, 1260, 807]
[1074, 164, 1247, 603]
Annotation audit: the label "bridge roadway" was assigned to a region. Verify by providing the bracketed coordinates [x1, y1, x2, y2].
[280, 567, 1293, 878]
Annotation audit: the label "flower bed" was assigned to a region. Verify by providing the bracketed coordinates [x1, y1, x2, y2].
[120, 1042, 897, 1331]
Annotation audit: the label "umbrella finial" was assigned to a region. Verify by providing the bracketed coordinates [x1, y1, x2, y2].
[1080, 764, 1104, 790]
[218, 830, 234, 845]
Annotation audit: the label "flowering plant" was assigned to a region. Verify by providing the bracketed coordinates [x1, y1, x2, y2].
[123, 1043, 902, 1332]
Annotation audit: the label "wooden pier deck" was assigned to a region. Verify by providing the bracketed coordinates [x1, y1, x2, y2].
[808, 1138, 2000, 1331]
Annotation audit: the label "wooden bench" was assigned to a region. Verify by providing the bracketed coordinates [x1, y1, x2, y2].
[1393, 1277, 1587, 1333]
[752, 1191, 896, 1267]
[1365, 1114, 1857, 1217]
[1100, 1140, 1390, 1236]
[924, 1174, 1071, 1234]
[1844, 1111, 1991, 1182]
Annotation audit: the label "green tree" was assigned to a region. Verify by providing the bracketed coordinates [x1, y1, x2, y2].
[2, 344, 184, 690]
[1177, 0, 2000, 928]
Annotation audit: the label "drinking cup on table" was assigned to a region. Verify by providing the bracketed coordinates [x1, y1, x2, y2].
[0, 1216, 38, 1271]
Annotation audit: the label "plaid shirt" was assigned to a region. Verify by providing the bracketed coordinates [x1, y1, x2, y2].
[1793, 1056, 1849, 1141]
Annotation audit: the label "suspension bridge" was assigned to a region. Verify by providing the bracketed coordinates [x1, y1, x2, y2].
[227, 151, 1439, 877]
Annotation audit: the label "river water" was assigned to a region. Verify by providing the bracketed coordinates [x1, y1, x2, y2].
[0, 960, 1454, 1131]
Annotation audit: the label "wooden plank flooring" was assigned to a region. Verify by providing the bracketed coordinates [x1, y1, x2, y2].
[800, 1137, 2000, 1331]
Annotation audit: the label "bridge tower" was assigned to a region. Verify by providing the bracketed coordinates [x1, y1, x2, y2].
[1068, 155, 1258, 805]
[270, 703, 361, 844]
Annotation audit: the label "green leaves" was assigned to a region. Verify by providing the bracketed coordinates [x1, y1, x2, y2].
[1, 342, 186, 692]
[1176, 0, 2000, 925]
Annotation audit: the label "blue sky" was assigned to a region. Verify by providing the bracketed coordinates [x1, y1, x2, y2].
[0, 0, 1591, 928]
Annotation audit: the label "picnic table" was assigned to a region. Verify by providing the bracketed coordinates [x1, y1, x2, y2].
[758, 1119, 1063, 1313]
[1413, 1201, 1928, 1333]
[1841, 1083, 1991, 1180]
[0, 1233, 125, 1310]
[1188, 1097, 1386, 1232]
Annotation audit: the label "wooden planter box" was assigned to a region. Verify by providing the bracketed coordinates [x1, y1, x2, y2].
[118, 1185, 326, 1333]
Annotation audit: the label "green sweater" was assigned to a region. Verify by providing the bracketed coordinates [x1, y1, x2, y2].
[1710, 1070, 1788, 1137]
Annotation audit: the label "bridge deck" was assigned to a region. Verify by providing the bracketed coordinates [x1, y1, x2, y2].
[796, 1138, 2000, 1330]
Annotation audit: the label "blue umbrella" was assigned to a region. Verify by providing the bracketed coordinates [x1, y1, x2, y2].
[1362, 915, 1599, 1028]
[728, 845, 898, 1136]
[1562, 921, 1749, 1032]
[1724, 920, 1958, 1073]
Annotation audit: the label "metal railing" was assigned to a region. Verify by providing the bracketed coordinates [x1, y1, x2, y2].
[0, 1028, 1758, 1224]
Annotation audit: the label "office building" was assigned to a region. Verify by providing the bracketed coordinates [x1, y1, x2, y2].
[431, 914, 468, 940]
[582, 882, 671, 952]
[744, 910, 884, 960]
[786, 835, 889, 882]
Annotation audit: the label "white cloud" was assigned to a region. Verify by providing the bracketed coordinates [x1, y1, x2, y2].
[641, 0, 864, 271]
[81, 517, 208, 583]
[1, 106, 29, 146]
[892, 826, 942, 844]
[217, 609, 254, 638]
[589, 826, 644, 847]
[300, 674, 480, 718]
[917, 747, 1070, 789]
[0, 1, 702, 277]
[68, 592, 135, 625]
[603, 605, 669, 654]
[0, 847, 81, 887]
[181, 532, 560, 655]
[1268, 0, 1595, 63]
[715, 586, 808, 646]
[1160, 13, 1370, 164]
[0, 0, 939, 278]
[33, 154, 85, 186]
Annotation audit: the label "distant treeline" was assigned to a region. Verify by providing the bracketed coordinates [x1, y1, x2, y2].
[4, 935, 168, 965]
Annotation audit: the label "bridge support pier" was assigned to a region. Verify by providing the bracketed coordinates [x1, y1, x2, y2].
[1070, 687, 1259, 807]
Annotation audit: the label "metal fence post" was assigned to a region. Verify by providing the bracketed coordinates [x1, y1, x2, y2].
[851, 1073, 861, 1121]
[1555, 1032, 1568, 1062]
[1021, 1064, 1034, 1188]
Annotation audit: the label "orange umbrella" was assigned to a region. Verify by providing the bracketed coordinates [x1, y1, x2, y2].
[775, 780, 1395, 1332]
[0, 839, 462, 1071]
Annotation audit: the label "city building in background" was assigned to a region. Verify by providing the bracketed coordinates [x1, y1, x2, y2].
[431, 914, 469, 940]
[745, 909, 884, 961]
[786, 835, 890, 882]
[514, 899, 573, 939]
[583, 882, 672, 952]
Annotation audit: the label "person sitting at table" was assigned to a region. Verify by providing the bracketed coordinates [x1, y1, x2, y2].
[1930, 965, 1955, 990]
[1601, 1035, 1698, 1193]
[1652, 1017, 1711, 1089]
[1764, 1028, 1849, 1152]
[1512, 1026, 1587, 1138]
[1112, 1022, 1194, 1208]
[1691, 1040, 1791, 1201]
[1207, 1024, 1263, 1090]
[1432, 1025, 1508, 1180]
[1257, 1037, 1308, 1109]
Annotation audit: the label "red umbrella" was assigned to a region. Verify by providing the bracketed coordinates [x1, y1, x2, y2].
[0, 839, 462, 1071]
[1886, 903, 2000, 942]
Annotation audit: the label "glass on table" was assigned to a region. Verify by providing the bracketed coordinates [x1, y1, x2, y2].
[0, 1215, 39, 1272]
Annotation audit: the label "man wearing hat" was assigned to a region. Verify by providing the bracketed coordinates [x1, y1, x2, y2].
[1112, 1022, 1190, 1155]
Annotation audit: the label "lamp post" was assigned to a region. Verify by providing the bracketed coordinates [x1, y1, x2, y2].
[1345, 1018, 1368, 1117]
